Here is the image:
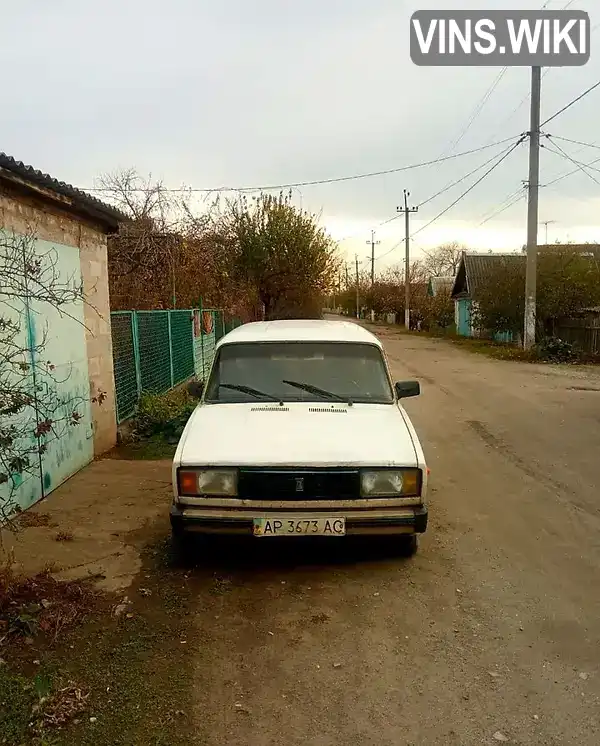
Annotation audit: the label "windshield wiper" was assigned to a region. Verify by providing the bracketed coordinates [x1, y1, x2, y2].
[219, 383, 281, 402]
[282, 379, 349, 403]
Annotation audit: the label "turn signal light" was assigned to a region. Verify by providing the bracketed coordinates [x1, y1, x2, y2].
[401, 469, 420, 496]
[178, 470, 198, 496]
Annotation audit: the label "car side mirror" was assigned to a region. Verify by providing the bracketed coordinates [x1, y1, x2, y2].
[187, 379, 204, 399]
[395, 380, 420, 399]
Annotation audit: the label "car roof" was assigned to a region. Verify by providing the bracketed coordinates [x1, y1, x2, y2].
[216, 319, 383, 348]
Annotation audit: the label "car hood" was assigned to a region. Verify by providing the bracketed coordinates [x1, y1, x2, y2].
[177, 402, 418, 467]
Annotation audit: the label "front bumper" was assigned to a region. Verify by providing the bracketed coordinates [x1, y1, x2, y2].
[170, 504, 428, 536]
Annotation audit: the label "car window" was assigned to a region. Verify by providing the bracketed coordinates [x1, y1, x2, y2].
[204, 341, 394, 404]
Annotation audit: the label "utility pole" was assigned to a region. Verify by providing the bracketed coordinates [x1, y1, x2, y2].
[524, 66, 541, 350]
[355, 254, 360, 319]
[366, 230, 380, 321]
[397, 190, 418, 329]
[540, 220, 555, 245]
[345, 263, 349, 288]
[366, 230, 380, 286]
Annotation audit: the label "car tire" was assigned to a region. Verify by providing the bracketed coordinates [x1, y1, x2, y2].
[397, 534, 418, 557]
[171, 529, 197, 566]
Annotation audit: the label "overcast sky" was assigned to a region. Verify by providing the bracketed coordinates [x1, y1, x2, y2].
[2, 0, 599, 272]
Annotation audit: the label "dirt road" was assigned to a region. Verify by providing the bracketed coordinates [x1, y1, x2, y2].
[185, 326, 600, 746]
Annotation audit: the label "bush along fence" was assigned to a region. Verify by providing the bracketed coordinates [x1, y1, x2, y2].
[110, 306, 242, 423]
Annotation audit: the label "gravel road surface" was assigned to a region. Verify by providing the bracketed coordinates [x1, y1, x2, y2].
[188, 325, 600, 746]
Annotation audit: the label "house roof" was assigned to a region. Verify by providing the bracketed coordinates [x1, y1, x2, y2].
[428, 276, 454, 296]
[0, 152, 127, 231]
[452, 252, 525, 298]
[217, 319, 383, 348]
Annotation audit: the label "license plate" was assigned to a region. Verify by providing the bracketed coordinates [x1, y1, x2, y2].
[253, 516, 346, 537]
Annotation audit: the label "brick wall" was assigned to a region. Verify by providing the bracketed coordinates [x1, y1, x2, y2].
[0, 188, 117, 455]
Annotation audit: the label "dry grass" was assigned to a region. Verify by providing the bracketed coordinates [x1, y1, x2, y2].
[33, 680, 90, 731]
[14, 512, 56, 529]
[55, 531, 74, 543]
[0, 557, 101, 648]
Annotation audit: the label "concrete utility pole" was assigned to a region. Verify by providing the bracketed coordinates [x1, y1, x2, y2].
[366, 230, 380, 321]
[355, 254, 360, 319]
[540, 220, 555, 245]
[524, 66, 542, 350]
[397, 190, 418, 329]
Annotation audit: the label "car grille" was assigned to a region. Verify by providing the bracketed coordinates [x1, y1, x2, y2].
[237, 468, 360, 500]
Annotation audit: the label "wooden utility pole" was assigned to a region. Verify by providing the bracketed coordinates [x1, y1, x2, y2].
[524, 66, 542, 349]
[397, 190, 418, 329]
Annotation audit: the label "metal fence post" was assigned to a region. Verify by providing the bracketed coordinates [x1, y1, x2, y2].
[167, 310, 175, 389]
[199, 298, 205, 380]
[131, 311, 142, 399]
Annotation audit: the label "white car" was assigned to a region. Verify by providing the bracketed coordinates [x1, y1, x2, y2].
[170, 319, 428, 557]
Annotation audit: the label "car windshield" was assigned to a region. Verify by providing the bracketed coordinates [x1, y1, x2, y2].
[204, 342, 394, 404]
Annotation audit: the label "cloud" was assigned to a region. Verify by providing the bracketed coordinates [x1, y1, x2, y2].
[2, 0, 598, 260]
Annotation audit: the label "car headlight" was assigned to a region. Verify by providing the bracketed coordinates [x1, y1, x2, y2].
[177, 468, 238, 496]
[360, 469, 421, 497]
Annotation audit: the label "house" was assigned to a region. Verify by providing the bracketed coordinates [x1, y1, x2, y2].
[451, 252, 524, 339]
[427, 276, 454, 297]
[0, 153, 126, 515]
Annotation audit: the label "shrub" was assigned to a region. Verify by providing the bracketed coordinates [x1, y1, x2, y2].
[133, 387, 197, 440]
[533, 336, 578, 363]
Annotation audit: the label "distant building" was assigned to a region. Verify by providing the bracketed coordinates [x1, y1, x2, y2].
[451, 252, 524, 340]
[427, 276, 454, 297]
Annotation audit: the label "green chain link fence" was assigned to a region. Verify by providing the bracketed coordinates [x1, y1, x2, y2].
[170, 310, 195, 384]
[111, 307, 242, 424]
[110, 312, 139, 424]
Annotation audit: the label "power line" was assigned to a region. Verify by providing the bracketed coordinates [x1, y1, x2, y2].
[81, 137, 519, 194]
[439, 68, 508, 158]
[483, 0, 564, 142]
[546, 135, 600, 152]
[542, 155, 600, 188]
[410, 139, 526, 240]
[479, 188, 526, 226]
[543, 140, 600, 186]
[485, 70, 550, 144]
[375, 138, 525, 261]
[333, 137, 523, 245]
[418, 142, 521, 208]
[541, 80, 600, 128]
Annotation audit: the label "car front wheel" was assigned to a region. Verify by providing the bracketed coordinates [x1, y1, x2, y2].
[171, 528, 197, 566]
[397, 534, 418, 557]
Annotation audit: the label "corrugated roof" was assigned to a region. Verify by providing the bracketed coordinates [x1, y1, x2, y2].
[452, 252, 524, 298]
[429, 276, 454, 295]
[453, 248, 600, 299]
[0, 152, 127, 229]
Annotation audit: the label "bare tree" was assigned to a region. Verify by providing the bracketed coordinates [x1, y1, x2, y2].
[0, 229, 105, 530]
[96, 168, 175, 228]
[421, 242, 466, 277]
